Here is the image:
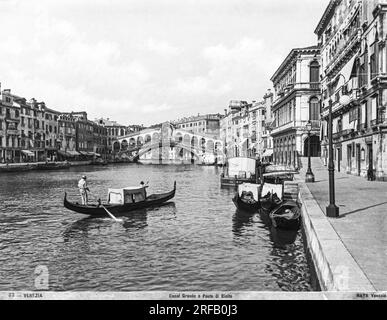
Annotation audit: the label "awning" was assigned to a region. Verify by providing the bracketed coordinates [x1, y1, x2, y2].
[67, 150, 80, 156]
[334, 55, 357, 86]
[57, 150, 68, 157]
[262, 149, 273, 157]
[21, 150, 35, 157]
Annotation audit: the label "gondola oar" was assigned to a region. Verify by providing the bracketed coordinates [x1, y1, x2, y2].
[87, 191, 122, 222]
[101, 205, 123, 223]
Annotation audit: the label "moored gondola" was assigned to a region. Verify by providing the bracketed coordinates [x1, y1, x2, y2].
[259, 182, 283, 213]
[64, 181, 176, 216]
[232, 183, 261, 213]
[269, 201, 301, 230]
[232, 193, 261, 213]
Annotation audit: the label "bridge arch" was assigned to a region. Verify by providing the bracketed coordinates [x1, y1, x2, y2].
[121, 139, 128, 151]
[144, 134, 151, 144]
[137, 136, 144, 147]
[175, 132, 183, 143]
[113, 141, 120, 152]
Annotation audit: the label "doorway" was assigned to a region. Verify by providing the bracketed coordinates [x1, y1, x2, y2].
[303, 135, 320, 157]
[356, 144, 361, 176]
[337, 148, 342, 172]
[367, 143, 374, 180]
[347, 144, 352, 172]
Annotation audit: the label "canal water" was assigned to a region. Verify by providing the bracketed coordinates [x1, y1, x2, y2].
[0, 164, 312, 291]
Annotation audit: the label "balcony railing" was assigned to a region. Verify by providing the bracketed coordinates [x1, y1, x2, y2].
[274, 82, 321, 105]
[271, 120, 321, 135]
[6, 129, 19, 135]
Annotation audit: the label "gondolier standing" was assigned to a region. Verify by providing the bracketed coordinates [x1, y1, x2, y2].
[78, 175, 89, 205]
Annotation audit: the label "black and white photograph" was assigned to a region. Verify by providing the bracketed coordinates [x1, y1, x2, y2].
[0, 0, 387, 305]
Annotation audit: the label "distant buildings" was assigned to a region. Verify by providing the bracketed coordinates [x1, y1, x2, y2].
[174, 114, 222, 138]
[0, 86, 142, 163]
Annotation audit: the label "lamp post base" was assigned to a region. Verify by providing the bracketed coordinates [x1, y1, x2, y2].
[305, 172, 315, 183]
[326, 204, 339, 218]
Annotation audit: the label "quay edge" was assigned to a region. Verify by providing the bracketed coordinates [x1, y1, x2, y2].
[296, 175, 375, 291]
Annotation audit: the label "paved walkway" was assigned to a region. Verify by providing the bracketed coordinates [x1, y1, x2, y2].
[297, 157, 387, 291]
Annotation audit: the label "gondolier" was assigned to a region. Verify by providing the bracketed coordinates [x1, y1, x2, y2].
[78, 175, 90, 205]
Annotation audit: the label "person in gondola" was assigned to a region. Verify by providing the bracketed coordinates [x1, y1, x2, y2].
[140, 181, 149, 198]
[78, 175, 90, 205]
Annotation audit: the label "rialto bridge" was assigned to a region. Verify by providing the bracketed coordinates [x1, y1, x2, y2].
[112, 123, 225, 165]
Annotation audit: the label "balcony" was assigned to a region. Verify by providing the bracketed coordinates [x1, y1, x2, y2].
[271, 120, 320, 136]
[6, 129, 19, 135]
[5, 113, 20, 122]
[273, 82, 321, 106]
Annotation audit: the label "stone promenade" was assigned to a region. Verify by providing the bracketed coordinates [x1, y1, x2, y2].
[297, 157, 387, 291]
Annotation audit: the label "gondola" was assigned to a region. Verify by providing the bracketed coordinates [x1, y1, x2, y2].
[64, 181, 176, 216]
[232, 193, 261, 213]
[232, 183, 261, 213]
[269, 201, 301, 231]
[260, 192, 282, 212]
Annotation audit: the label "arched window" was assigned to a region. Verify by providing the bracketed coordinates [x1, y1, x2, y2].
[309, 97, 320, 120]
[310, 60, 320, 83]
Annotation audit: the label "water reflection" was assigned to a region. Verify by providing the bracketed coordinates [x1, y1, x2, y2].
[0, 164, 311, 291]
[269, 226, 298, 248]
[232, 209, 256, 236]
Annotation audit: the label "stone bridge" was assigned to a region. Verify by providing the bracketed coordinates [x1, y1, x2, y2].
[112, 123, 225, 164]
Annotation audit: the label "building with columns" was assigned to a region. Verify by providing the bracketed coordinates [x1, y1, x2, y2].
[270, 45, 321, 168]
[317, 0, 387, 180]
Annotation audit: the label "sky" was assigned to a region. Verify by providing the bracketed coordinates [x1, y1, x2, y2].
[0, 0, 330, 126]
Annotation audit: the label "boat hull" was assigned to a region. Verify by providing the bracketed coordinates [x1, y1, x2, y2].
[269, 201, 301, 231]
[232, 194, 261, 213]
[64, 182, 176, 216]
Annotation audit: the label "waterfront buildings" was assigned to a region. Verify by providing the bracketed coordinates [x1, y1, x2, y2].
[0, 89, 21, 163]
[270, 46, 321, 168]
[220, 98, 275, 160]
[220, 101, 252, 158]
[58, 113, 78, 160]
[317, 0, 387, 180]
[174, 114, 222, 138]
[262, 90, 274, 162]
[0, 87, 112, 163]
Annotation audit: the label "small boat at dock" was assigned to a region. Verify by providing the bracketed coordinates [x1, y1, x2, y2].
[269, 201, 301, 231]
[64, 182, 176, 216]
[259, 183, 283, 212]
[221, 157, 258, 188]
[232, 183, 261, 213]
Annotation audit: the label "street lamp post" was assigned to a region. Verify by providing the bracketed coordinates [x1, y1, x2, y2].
[326, 97, 339, 217]
[326, 74, 350, 218]
[305, 121, 315, 183]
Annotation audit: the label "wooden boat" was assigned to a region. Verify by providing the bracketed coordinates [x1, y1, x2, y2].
[260, 192, 282, 212]
[269, 201, 301, 230]
[36, 161, 71, 170]
[263, 172, 294, 184]
[232, 193, 261, 213]
[232, 183, 261, 213]
[259, 183, 283, 212]
[220, 157, 257, 188]
[64, 181, 176, 216]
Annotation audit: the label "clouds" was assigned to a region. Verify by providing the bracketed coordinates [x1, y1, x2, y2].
[0, 0, 329, 125]
[146, 38, 182, 57]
